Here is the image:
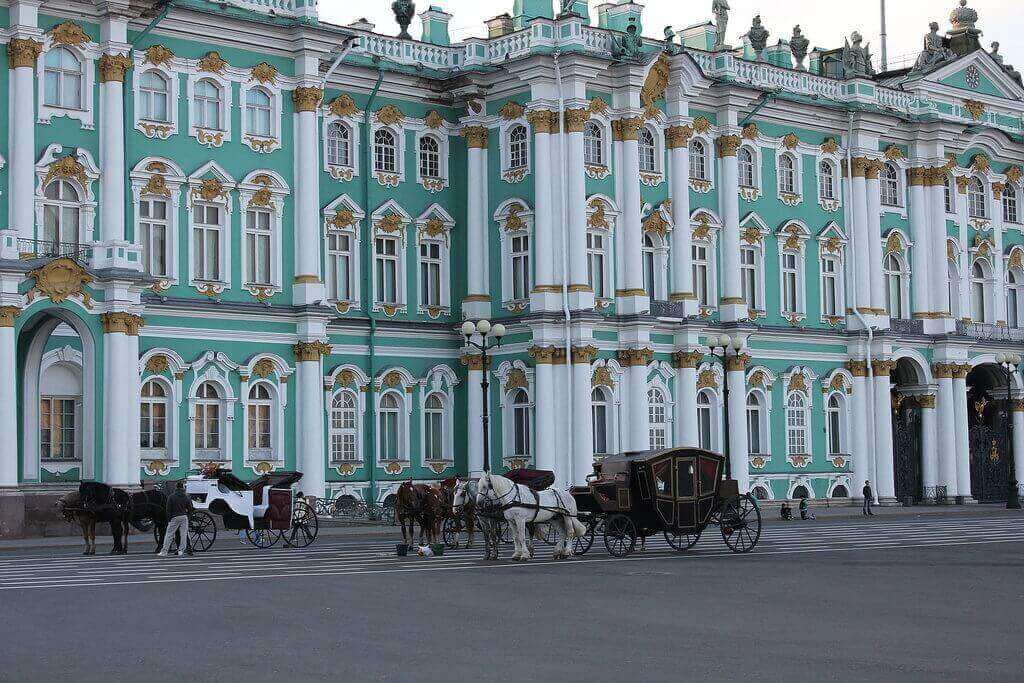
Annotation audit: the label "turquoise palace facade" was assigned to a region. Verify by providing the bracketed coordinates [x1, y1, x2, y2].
[2, 0, 1024, 534]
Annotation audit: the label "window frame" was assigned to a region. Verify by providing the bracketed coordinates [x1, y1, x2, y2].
[688, 137, 714, 189]
[244, 381, 277, 462]
[970, 258, 992, 323]
[1003, 183, 1019, 224]
[140, 378, 172, 461]
[880, 162, 903, 208]
[785, 391, 810, 459]
[324, 197, 364, 307]
[883, 252, 910, 320]
[505, 387, 534, 462]
[967, 177, 988, 219]
[647, 386, 669, 450]
[38, 42, 96, 129]
[323, 114, 362, 180]
[415, 130, 450, 190]
[1006, 265, 1023, 329]
[329, 389, 362, 464]
[496, 201, 534, 309]
[40, 179, 84, 251]
[133, 58, 181, 139]
[192, 380, 227, 462]
[376, 389, 409, 465]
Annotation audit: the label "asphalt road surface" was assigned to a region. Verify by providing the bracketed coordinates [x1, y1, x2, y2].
[2, 510, 1022, 682]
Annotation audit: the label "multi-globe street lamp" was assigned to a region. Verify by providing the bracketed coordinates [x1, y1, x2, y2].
[705, 332, 747, 482]
[461, 319, 506, 473]
[996, 352, 1022, 510]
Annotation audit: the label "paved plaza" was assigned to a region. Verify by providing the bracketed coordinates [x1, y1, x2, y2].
[1, 509, 1022, 681]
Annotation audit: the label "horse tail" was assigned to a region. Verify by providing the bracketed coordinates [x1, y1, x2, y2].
[570, 516, 587, 538]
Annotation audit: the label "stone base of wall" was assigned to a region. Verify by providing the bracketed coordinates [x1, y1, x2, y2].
[0, 488, 79, 538]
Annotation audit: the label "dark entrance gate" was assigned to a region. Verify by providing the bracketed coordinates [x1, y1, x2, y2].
[968, 396, 1010, 503]
[892, 397, 923, 505]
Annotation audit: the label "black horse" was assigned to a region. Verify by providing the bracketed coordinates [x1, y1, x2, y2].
[75, 482, 169, 554]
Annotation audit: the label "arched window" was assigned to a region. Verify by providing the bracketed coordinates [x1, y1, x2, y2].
[193, 79, 223, 130]
[746, 392, 763, 455]
[587, 227, 607, 299]
[638, 127, 657, 173]
[818, 160, 836, 200]
[373, 129, 398, 173]
[831, 484, 849, 498]
[792, 485, 810, 499]
[418, 136, 441, 179]
[968, 178, 987, 219]
[1004, 184, 1019, 224]
[692, 242, 710, 306]
[786, 392, 808, 456]
[689, 139, 708, 180]
[139, 71, 169, 122]
[881, 163, 900, 206]
[884, 254, 906, 319]
[245, 88, 273, 137]
[583, 121, 604, 166]
[194, 382, 223, 459]
[1007, 268, 1023, 328]
[778, 153, 797, 195]
[378, 392, 402, 460]
[44, 47, 83, 109]
[971, 260, 989, 322]
[508, 125, 529, 170]
[140, 380, 168, 453]
[642, 233, 657, 298]
[424, 393, 446, 462]
[826, 394, 844, 455]
[374, 234, 399, 305]
[592, 387, 611, 457]
[737, 147, 756, 189]
[511, 389, 531, 457]
[327, 122, 352, 167]
[948, 259, 961, 319]
[752, 485, 771, 501]
[42, 180, 81, 250]
[247, 383, 273, 457]
[329, 391, 359, 463]
[944, 174, 955, 213]
[648, 388, 667, 449]
[697, 390, 714, 450]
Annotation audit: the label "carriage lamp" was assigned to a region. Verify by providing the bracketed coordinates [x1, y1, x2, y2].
[462, 320, 506, 474]
[996, 353, 1022, 509]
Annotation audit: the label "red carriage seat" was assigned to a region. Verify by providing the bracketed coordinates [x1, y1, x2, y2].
[504, 468, 555, 491]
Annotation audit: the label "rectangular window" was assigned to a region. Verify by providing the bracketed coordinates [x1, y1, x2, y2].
[245, 208, 272, 286]
[40, 397, 76, 460]
[692, 245, 710, 306]
[192, 204, 222, 282]
[248, 404, 271, 450]
[782, 252, 799, 314]
[327, 233, 352, 301]
[419, 241, 442, 307]
[587, 232, 606, 298]
[828, 410, 842, 455]
[511, 235, 530, 301]
[740, 247, 758, 309]
[425, 412, 443, 461]
[746, 406, 761, 454]
[139, 198, 168, 278]
[375, 237, 398, 304]
[592, 403, 608, 455]
[821, 256, 839, 316]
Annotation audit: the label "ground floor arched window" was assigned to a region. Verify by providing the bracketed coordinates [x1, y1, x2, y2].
[592, 387, 612, 457]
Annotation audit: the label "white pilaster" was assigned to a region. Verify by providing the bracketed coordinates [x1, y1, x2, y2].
[620, 348, 652, 451]
[952, 367, 972, 499]
[465, 361, 484, 476]
[295, 349, 326, 498]
[8, 37, 41, 245]
[668, 126, 696, 314]
[102, 314, 142, 486]
[565, 109, 593, 310]
[907, 170, 931, 319]
[849, 169, 872, 314]
[936, 372, 958, 498]
[865, 166, 886, 317]
[872, 365, 895, 501]
[850, 373, 871, 500]
[992, 189, 1008, 325]
[919, 394, 938, 498]
[614, 117, 647, 315]
[726, 359, 749, 493]
[673, 352, 699, 447]
[571, 353, 594, 484]
[532, 352, 556, 472]
[0, 310, 19, 487]
[463, 125, 490, 317]
[926, 168, 955, 333]
[528, 111, 558, 309]
[717, 135, 744, 321]
[292, 84, 325, 305]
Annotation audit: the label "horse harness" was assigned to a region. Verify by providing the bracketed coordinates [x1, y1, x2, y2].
[487, 482, 575, 524]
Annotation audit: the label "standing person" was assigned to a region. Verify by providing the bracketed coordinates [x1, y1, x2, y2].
[862, 480, 874, 516]
[159, 481, 193, 557]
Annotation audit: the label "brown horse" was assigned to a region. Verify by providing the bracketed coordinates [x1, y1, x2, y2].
[440, 477, 477, 548]
[396, 481, 445, 547]
[56, 491, 100, 555]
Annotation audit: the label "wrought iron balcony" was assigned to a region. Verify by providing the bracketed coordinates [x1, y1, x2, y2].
[888, 318, 925, 336]
[956, 321, 1024, 342]
[18, 239, 91, 263]
[650, 300, 690, 319]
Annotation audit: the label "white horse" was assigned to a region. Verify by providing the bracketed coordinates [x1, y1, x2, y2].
[475, 472, 587, 561]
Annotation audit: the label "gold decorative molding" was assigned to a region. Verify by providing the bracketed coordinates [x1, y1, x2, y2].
[145, 354, 169, 374]
[98, 53, 133, 83]
[665, 125, 694, 149]
[587, 201, 610, 230]
[375, 104, 404, 126]
[528, 346, 561, 365]
[101, 312, 144, 336]
[781, 133, 800, 150]
[198, 51, 228, 74]
[693, 117, 711, 133]
[588, 97, 609, 115]
[329, 94, 357, 117]
[671, 350, 703, 369]
[499, 101, 525, 120]
[251, 358, 276, 379]
[592, 366, 615, 388]
[640, 52, 670, 109]
[726, 354, 751, 372]
[459, 354, 489, 372]
[953, 363, 971, 380]
[526, 110, 557, 134]
[250, 62, 277, 84]
[7, 39, 43, 68]
[884, 231, 905, 256]
[963, 99, 985, 120]
[144, 45, 174, 66]
[864, 159, 885, 180]
[43, 155, 89, 189]
[292, 87, 323, 113]
[883, 145, 904, 161]
[908, 166, 927, 187]
[611, 117, 643, 142]
[616, 348, 653, 367]
[27, 258, 93, 306]
[293, 340, 332, 362]
[787, 373, 808, 393]
[741, 226, 763, 245]
[462, 126, 489, 149]
[504, 368, 529, 392]
[741, 123, 759, 140]
[572, 345, 599, 364]
[1005, 165, 1023, 185]
[0, 306, 22, 328]
[563, 108, 591, 133]
[49, 22, 90, 46]
[642, 210, 670, 239]
[917, 394, 937, 409]
[194, 177, 226, 202]
[845, 360, 868, 377]
[715, 135, 741, 158]
[820, 138, 839, 154]
[696, 368, 718, 390]
[970, 153, 990, 174]
[424, 110, 445, 129]
[141, 174, 172, 198]
[955, 175, 970, 194]
[871, 359, 897, 377]
[376, 213, 404, 235]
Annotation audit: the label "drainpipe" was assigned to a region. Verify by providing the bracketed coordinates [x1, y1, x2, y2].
[554, 51, 575, 482]
[360, 58, 385, 500]
[845, 111, 879, 503]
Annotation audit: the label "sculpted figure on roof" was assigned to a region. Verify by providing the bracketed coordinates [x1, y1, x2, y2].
[912, 21, 955, 72]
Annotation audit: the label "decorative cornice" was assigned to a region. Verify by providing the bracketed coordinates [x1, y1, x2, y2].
[292, 87, 323, 113]
[0, 306, 21, 328]
[293, 340, 332, 362]
[617, 348, 654, 367]
[462, 126, 489, 149]
[101, 312, 144, 336]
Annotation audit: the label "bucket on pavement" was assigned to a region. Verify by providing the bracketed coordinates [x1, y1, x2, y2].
[396, 543, 408, 556]
[430, 543, 444, 556]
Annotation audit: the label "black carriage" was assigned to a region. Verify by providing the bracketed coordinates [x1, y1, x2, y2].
[569, 447, 762, 557]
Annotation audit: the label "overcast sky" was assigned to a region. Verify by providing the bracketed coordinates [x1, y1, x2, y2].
[319, 0, 1024, 72]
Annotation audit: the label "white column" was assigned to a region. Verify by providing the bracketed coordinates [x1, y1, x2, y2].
[571, 350, 594, 484]
[919, 393, 938, 499]
[849, 165, 872, 313]
[614, 118, 647, 314]
[102, 313, 142, 486]
[463, 355, 484, 476]
[935, 369, 958, 498]
[463, 126, 490, 316]
[668, 127, 694, 311]
[0, 308, 20, 487]
[927, 168, 953, 320]
[293, 87, 325, 305]
[565, 109, 591, 309]
[955, 178, 971, 319]
[1013, 405, 1024, 497]
[952, 365, 973, 499]
[552, 359, 571, 483]
[726, 357, 749, 493]
[907, 168, 931, 318]
[872, 362, 895, 501]
[7, 38, 41, 244]
[527, 112, 557, 297]
[620, 349, 652, 452]
[850, 370, 871, 500]
[295, 343, 327, 499]
[673, 352, 699, 447]
[865, 163, 886, 315]
[531, 348, 556, 472]
[992, 188, 1008, 324]
[717, 136, 744, 322]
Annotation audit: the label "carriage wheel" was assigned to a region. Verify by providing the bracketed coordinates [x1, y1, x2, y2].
[664, 528, 701, 551]
[442, 517, 460, 550]
[603, 514, 637, 558]
[188, 511, 217, 552]
[284, 501, 319, 548]
[719, 494, 762, 554]
[246, 528, 282, 549]
[571, 516, 596, 556]
[541, 523, 561, 547]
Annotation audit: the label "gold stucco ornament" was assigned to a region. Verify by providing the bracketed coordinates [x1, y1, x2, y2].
[27, 258, 93, 305]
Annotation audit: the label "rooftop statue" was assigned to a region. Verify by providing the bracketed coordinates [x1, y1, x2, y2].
[392, 0, 415, 40]
[990, 41, 1004, 65]
[743, 15, 769, 61]
[790, 25, 809, 70]
[559, 0, 576, 17]
[993, 42, 1023, 84]
[842, 31, 875, 78]
[950, 0, 978, 31]
[947, 0, 982, 56]
[712, 0, 730, 50]
[664, 26, 681, 55]
[612, 17, 644, 62]
[912, 22, 955, 72]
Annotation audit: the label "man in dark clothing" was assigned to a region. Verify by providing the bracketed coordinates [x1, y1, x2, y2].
[159, 482, 193, 556]
[862, 480, 874, 516]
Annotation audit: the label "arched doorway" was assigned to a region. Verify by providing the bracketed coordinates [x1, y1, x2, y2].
[966, 364, 1012, 502]
[890, 358, 924, 505]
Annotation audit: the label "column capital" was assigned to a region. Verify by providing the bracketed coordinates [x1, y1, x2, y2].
[563, 108, 591, 133]
[291, 86, 324, 112]
[528, 345, 559, 365]
[7, 39, 43, 69]
[725, 353, 750, 372]
[459, 353, 490, 371]
[871, 359, 897, 376]
[98, 53, 132, 82]
[672, 350, 704, 369]
[917, 394, 937, 409]
[908, 166, 928, 186]
[932, 362, 955, 379]
[293, 340, 332, 361]
[864, 159, 885, 180]
[953, 363, 972, 379]
[525, 110, 557, 133]
[845, 360, 868, 377]
[715, 134, 741, 158]
[617, 347, 654, 367]
[0, 306, 22, 327]
[611, 117, 643, 142]
[101, 312, 144, 335]
[847, 156, 871, 178]
[572, 345, 599, 363]
[1012, 399, 1024, 412]
[462, 125, 490, 149]
[955, 175, 970, 194]
[666, 124, 694, 149]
